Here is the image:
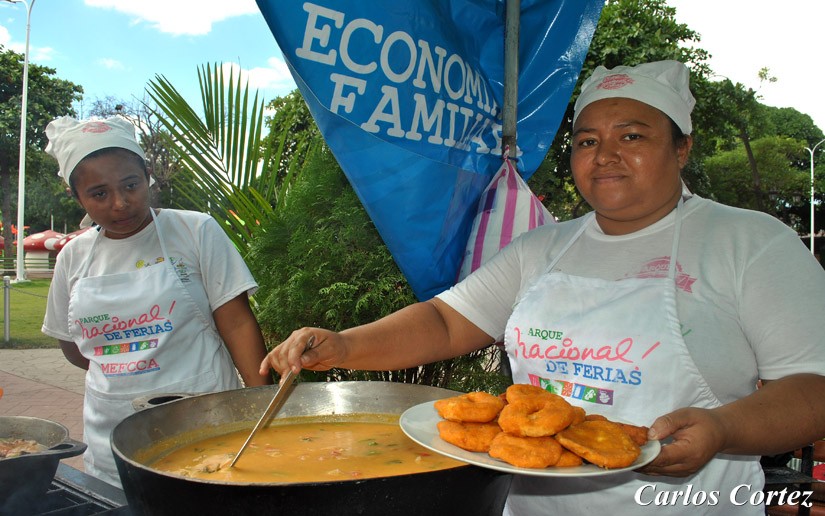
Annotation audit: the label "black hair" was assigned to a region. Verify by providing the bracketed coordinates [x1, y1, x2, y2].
[69, 147, 148, 198]
[669, 118, 689, 148]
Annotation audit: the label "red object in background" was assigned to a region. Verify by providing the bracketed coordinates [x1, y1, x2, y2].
[21, 229, 66, 252]
[9, 224, 30, 236]
[814, 463, 825, 481]
[53, 227, 93, 252]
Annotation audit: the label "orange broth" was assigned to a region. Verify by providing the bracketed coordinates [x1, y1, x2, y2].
[148, 415, 464, 483]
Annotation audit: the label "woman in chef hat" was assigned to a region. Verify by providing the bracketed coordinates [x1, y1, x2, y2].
[262, 60, 825, 515]
[41, 116, 272, 487]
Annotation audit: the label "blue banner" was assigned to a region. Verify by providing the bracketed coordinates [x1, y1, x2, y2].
[256, 0, 602, 300]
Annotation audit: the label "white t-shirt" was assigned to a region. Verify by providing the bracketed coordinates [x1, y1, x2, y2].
[42, 209, 258, 342]
[438, 195, 825, 404]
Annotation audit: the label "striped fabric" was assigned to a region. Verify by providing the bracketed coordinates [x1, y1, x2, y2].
[457, 152, 554, 282]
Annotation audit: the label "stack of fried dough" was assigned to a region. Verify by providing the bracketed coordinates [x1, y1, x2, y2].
[434, 384, 649, 470]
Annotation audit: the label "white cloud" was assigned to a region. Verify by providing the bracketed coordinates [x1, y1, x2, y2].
[249, 57, 296, 92]
[0, 22, 52, 61]
[0, 24, 11, 47]
[84, 0, 260, 36]
[97, 57, 125, 70]
[221, 58, 297, 97]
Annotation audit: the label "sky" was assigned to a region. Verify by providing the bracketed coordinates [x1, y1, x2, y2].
[1, 0, 824, 132]
[0, 0, 297, 118]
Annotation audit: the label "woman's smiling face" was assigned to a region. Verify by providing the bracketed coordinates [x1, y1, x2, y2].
[72, 149, 153, 239]
[571, 97, 692, 235]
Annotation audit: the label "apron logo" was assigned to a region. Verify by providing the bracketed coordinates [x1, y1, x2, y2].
[100, 359, 160, 377]
[75, 305, 174, 342]
[94, 339, 159, 356]
[512, 326, 656, 406]
[533, 374, 616, 405]
[634, 257, 697, 293]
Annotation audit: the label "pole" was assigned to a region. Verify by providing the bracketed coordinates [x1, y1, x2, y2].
[502, 0, 520, 160]
[498, 0, 520, 380]
[3, 276, 10, 343]
[805, 138, 825, 255]
[4, 0, 36, 282]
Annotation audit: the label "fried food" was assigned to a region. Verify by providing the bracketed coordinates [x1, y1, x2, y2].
[570, 406, 587, 425]
[504, 384, 556, 404]
[434, 391, 505, 423]
[555, 420, 641, 469]
[437, 420, 502, 453]
[488, 432, 563, 469]
[617, 423, 649, 446]
[584, 414, 649, 446]
[497, 395, 575, 437]
[432, 389, 650, 472]
[554, 449, 584, 467]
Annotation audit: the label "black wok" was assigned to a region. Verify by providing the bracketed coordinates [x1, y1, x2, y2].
[0, 416, 87, 515]
[113, 381, 511, 515]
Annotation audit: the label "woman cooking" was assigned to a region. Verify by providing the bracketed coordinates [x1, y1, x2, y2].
[261, 60, 825, 514]
[41, 116, 273, 487]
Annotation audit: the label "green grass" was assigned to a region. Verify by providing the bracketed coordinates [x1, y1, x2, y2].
[0, 278, 57, 349]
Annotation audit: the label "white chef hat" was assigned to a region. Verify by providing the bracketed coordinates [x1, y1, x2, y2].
[573, 60, 696, 135]
[45, 116, 146, 185]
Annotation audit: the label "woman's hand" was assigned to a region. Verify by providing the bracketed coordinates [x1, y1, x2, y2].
[259, 328, 346, 380]
[637, 407, 727, 477]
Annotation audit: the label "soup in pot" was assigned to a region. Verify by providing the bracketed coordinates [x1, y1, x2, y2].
[146, 414, 464, 483]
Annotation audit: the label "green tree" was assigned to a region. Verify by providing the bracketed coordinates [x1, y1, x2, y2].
[247, 145, 510, 393]
[262, 89, 321, 183]
[147, 63, 288, 249]
[765, 106, 824, 145]
[0, 46, 82, 258]
[702, 79, 773, 211]
[704, 136, 810, 229]
[21, 151, 85, 233]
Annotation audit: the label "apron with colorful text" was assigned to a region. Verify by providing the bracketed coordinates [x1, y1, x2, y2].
[68, 211, 240, 486]
[502, 200, 763, 515]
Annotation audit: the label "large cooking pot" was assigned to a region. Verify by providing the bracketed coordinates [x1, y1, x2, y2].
[113, 381, 511, 515]
[0, 416, 87, 515]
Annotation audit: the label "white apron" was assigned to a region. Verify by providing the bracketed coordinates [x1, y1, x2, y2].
[68, 210, 241, 487]
[502, 199, 763, 515]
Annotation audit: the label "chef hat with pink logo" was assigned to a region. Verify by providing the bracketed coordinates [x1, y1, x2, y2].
[573, 60, 696, 135]
[45, 116, 146, 185]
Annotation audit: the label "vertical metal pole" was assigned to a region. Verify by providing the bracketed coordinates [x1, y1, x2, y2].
[14, 0, 36, 282]
[3, 276, 10, 343]
[499, 0, 520, 381]
[502, 0, 520, 160]
[805, 139, 824, 256]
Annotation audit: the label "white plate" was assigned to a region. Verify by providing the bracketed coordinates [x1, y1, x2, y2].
[400, 400, 661, 477]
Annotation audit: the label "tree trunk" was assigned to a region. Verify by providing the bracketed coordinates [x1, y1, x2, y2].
[0, 157, 17, 268]
[741, 131, 765, 212]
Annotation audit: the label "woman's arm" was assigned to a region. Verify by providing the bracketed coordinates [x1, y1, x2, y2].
[260, 298, 495, 377]
[642, 373, 825, 477]
[213, 294, 273, 386]
[59, 340, 89, 370]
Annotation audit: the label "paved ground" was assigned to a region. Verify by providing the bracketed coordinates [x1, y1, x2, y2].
[0, 348, 87, 471]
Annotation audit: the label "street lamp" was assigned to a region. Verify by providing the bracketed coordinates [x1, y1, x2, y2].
[805, 138, 825, 256]
[3, 0, 36, 282]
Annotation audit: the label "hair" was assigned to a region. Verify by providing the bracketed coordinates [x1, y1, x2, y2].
[669, 118, 689, 148]
[69, 147, 149, 198]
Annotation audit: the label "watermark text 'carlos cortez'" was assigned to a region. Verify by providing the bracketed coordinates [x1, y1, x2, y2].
[636, 483, 813, 508]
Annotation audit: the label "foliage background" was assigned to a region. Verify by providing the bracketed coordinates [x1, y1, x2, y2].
[247, 145, 511, 393]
